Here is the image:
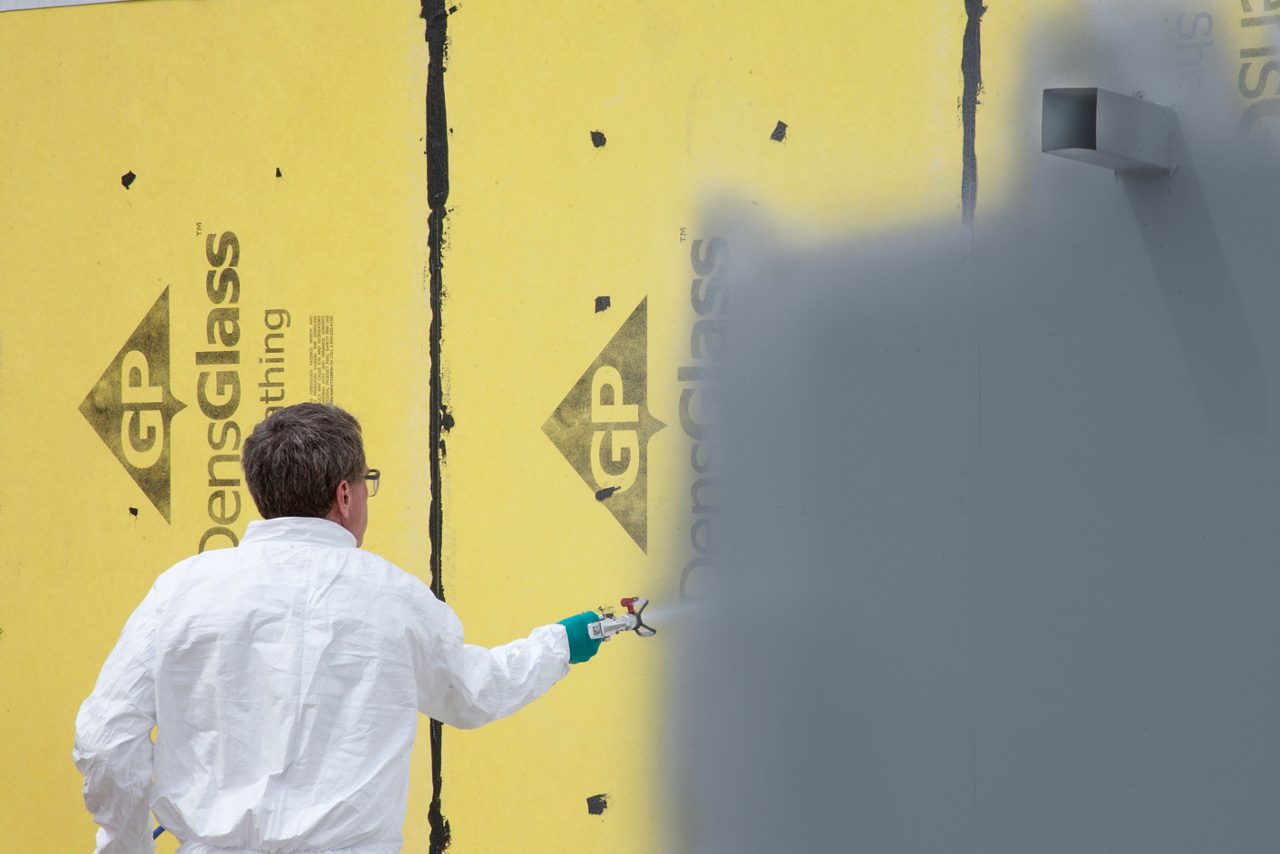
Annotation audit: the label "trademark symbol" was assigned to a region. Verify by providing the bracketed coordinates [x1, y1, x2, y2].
[679, 227, 688, 242]
[195, 222, 203, 235]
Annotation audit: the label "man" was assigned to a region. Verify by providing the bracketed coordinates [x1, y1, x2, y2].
[74, 403, 603, 853]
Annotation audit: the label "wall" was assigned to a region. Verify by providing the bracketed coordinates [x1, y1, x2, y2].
[1, 1, 1218, 852]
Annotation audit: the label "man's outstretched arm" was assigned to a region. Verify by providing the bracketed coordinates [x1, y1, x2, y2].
[73, 585, 159, 854]
[407, 584, 598, 729]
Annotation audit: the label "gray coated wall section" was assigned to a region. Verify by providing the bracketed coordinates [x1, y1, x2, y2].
[673, 4, 1280, 852]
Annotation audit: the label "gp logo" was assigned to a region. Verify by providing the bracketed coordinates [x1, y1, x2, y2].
[79, 288, 187, 521]
[543, 298, 665, 551]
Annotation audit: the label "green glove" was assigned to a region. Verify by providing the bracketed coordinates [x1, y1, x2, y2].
[557, 610, 603, 664]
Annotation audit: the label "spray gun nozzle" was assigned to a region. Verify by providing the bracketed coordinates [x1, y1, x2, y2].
[588, 596, 658, 641]
[620, 597, 657, 637]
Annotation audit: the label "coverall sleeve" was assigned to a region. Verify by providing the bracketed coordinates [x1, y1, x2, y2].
[407, 586, 571, 729]
[73, 585, 159, 854]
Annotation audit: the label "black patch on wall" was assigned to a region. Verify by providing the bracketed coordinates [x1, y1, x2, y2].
[595, 296, 611, 313]
[275, 167, 283, 178]
[591, 130, 607, 148]
[121, 171, 136, 189]
[771, 120, 788, 142]
[587, 794, 609, 815]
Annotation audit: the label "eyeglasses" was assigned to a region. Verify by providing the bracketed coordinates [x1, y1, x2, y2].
[364, 468, 380, 497]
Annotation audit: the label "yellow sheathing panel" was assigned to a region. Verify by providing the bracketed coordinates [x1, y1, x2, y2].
[0, 2, 430, 851]
[438, 2, 1074, 850]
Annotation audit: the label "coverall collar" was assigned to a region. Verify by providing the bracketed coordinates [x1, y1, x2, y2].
[240, 516, 359, 548]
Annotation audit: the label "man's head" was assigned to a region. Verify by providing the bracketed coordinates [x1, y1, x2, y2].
[242, 403, 371, 545]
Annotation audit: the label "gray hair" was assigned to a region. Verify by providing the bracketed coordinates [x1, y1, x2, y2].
[242, 403, 366, 519]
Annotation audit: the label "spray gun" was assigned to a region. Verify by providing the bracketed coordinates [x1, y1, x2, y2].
[587, 597, 657, 641]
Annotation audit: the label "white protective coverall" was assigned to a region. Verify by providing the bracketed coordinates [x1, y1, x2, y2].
[73, 516, 572, 854]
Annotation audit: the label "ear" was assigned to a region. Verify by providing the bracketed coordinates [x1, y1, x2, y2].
[334, 479, 353, 520]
